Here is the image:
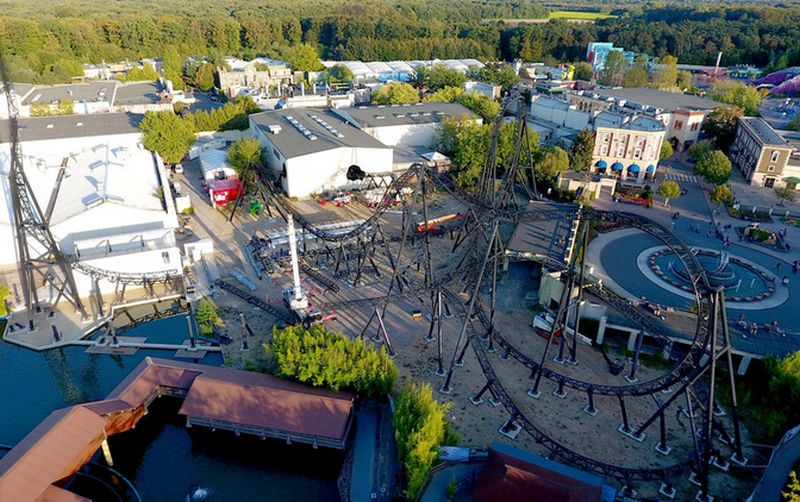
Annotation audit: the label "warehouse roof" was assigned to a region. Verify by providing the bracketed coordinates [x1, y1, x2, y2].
[113, 81, 164, 106]
[250, 108, 390, 159]
[0, 112, 142, 143]
[22, 81, 117, 105]
[586, 87, 722, 112]
[333, 102, 477, 128]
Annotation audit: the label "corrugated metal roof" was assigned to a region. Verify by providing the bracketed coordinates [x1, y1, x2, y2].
[333, 102, 477, 128]
[0, 113, 143, 143]
[23, 81, 117, 106]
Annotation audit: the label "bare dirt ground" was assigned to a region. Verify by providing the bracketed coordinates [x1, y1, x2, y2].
[196, 187, 762, 501]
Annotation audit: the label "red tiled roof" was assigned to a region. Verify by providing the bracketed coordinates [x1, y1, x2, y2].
[178, 370, 354, 440]
[0, 406, 106, 502]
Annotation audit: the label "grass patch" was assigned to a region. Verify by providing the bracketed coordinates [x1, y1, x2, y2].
[549, 11, 616, 20]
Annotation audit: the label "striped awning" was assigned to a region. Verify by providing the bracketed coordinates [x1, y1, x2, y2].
[628, 164, 641, 173]
[611, 162, 623, 171]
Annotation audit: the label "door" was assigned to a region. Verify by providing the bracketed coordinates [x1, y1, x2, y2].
[764, 177, 775, 188]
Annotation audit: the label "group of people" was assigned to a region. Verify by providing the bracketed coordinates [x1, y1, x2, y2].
[737, 315, 786, 338]
[775, 260, 798, 286]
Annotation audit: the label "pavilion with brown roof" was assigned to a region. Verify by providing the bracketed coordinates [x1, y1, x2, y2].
[0, 357, 354, 501]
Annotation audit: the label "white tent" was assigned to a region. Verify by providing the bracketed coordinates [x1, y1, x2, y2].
[199, 149, 237, 181]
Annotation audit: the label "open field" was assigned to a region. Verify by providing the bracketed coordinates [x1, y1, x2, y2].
[549, 10, 616, 20]
[482, 11, 616, 25]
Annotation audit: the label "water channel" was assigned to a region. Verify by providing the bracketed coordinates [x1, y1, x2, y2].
[0, 315, 341, 501]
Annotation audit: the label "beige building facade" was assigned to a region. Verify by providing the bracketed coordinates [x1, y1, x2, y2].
[731, 117, 798, 188]
[216, 57, 294, 97]
[591, 119, 665, 183]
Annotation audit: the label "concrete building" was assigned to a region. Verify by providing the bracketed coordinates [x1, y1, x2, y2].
[527, 95, 591, 145]
[591, 116, 666, 183]
[249, 109, 393, 197]
[20, 81, 117, 117]
[332, 102, 479, 148]
[463, 81, 502, 99]
[321, 59, 484, 83]
[217, 57, 294, 98]
[0, 113, 181, 300]
[731, 117, 800, 188]
[565, 88, 722, 151]
[0, 83, 34, 119]
[112, 81, 173, 114]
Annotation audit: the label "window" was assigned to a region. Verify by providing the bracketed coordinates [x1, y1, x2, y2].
[690, 122, 699, 131]
[771, 150, 780, 163]
[767, 165, 774, 172]
[600, 145, 608, 155]
[273, 148, 281, 160]
[674, 120, 683, 130]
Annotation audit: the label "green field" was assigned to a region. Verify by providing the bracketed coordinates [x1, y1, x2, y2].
[549, 11, 616, 20]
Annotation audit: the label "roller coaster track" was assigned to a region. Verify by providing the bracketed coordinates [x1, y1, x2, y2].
[213, 279, 295, 324]
[72, 262, 182, 286]
[442, 288, 688, 484]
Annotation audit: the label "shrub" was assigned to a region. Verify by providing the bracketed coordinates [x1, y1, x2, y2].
[194, 298, 220, 336]
[710, 185, 734, 206]
[394, 382, 458, 500]
[267, 325, 397, 398]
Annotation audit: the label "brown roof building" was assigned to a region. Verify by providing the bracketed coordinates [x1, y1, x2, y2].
[0, 357, 354, 501]
[731, 116, 800, 189]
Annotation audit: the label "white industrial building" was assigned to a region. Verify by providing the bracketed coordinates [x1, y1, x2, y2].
[0, 113, 181, 302]
[199, 149, 237, 181]
[250, 108, 394, 198]
[321, 58, 484, 82]
[332, 102, 480, 147]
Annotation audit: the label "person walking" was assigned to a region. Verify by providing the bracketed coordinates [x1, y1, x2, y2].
[783, 275, 790, 287]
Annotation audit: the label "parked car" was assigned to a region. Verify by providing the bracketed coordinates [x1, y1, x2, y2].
[173, 182, 182, 196]
[173, 163, 184, 174]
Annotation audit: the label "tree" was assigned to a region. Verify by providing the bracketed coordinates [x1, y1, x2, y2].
[122, 65, 159, 82]
[567, 129, 595, 172]
[371, 82, 419, 105]
[194, 63, 216, 91]
[657, 180, 681, 206]
[227, 138, 263, 177]
[282, 43, 322, 72]
[702, 107, 743, 152]
[469, 63, 518, 92]
[162, 45, 184, 90]
[140, 111, 195, 164]
[651, 54, 678, 90]
[687, 139, 714, 162]
[694, 150, 732, 185]
[784, 470, 800, 502]
[623, 55, 648, 88]
[0, 282, 9, 318]
[436, 117, 490, 188]
[394, 382, 457, 500]
[710, 81, 763, 116]
[660, 140, 673, 160]
[573, 61, 594, 81]
[537, 146, 570, 180]
[194, 298, 220, 336]
[776, 186, 796, 205]
[267, 324, 397, 398]
[788, 115, 800, 132]
[328, 64, 354, 83]
[29, 102, 50, 117]
[55, 99, 73, 115]
[599, 50, 625, 87]
[710, 184, 734, 206]
[425, 86, 500, 122]
[676, 70, 692, 90]
[416, 64, 468, 91]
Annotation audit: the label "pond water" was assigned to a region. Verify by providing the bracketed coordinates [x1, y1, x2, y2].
[654, 252, 770, 299]
[0, 315, 341, 501]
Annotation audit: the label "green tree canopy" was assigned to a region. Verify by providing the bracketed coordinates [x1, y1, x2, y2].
[657, 179, 681, 206]
[140, 110, 195, 163]
[424, 86, 500, 122]
[328, 64, 354, 82]
[372, 82, 419, 105]
[469, 62, 519, 91]
[676, 70, 692, 90]
[193, 63, 216, 91]
[227, 138, 263, 176]
[121, 64, 159, 82]
[436, 117, 490, 188]
[710, 184, 734, 206]
[537, 146, 570, 180]
[660, 139, 673, 160]
[651, 54, 678, 90]
[573, 61, 594, 82]
[623, 55, 649, 88]
[599, 50, 625, 87]
[694, 150, 732, 185]
[414, 64, 467, 91]
[687, 139, 714, 162]
[394, 382, 458, 500]
[710, 81, 763, 116]
[162, 46, 185, 90]
[702, 107, 743, 152]
[281, 43, 322, 72]
[267, 324, 397, 398]
[0, 282, 9, 318]
[194, 298, 220, 336]
[567, 129, 595, 172]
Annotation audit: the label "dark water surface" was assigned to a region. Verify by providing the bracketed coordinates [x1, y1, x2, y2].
[0, 316, 341, 501]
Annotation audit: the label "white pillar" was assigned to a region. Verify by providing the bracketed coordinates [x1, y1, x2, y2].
[596, 315, 608, 345]
[737, 355, 752, 376]
[626, 329, 638, 351]
[101, 438, 113, 466]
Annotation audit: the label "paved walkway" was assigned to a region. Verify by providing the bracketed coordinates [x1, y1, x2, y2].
[419, 462, 483, 502]
[749, 424, 800, 502]
[350, 406, 378, 502]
